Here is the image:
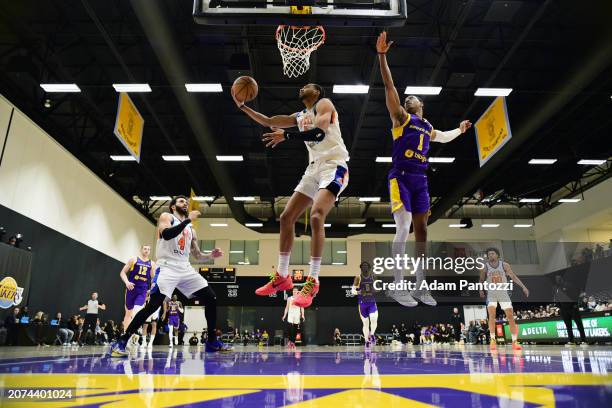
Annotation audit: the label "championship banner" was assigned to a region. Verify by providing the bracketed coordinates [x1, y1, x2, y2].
[113, 92, 144, 162]
[474, 96, 512, 167]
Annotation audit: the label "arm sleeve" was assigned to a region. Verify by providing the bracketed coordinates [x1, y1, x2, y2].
[285, 127, 326, 141]
[433, 128, 461, 143]
[161, 219, 191, 240]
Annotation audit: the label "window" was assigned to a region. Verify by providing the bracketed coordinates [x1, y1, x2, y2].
[230, 240, 259, 265]
[191, 240, 215, 265]
[501, 240, 539, 264]
[290, 240, 347, 265]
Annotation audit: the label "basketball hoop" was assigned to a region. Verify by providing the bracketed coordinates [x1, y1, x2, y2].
[276, 25, 325, 78]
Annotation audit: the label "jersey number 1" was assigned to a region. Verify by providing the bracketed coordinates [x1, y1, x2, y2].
[418, 134, 424, 151]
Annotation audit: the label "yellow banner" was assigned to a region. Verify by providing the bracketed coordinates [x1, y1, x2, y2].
[188, 188, 200, 228]
[474, 96, 512, 167]
[113, 92, 144, 162]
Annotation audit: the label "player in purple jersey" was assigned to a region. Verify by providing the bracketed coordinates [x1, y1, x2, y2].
[377, 31, 472, 307]
[162, 295, 183, 347]
[352, 262, 378, 350]
[119, 245, 156, 331]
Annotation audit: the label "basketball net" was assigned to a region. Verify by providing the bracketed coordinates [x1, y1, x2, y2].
[276, 24, 325, 78]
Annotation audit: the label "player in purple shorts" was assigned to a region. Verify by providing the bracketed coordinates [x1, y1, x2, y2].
[120, 245, 156, 339]
[163, 295, 183, 347]
[352, 262, 378, 350]
[377, 31, 472, 307]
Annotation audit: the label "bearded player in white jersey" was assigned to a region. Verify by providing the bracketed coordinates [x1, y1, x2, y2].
[110, 195, 231, 356]
[233, 84, 349, 308]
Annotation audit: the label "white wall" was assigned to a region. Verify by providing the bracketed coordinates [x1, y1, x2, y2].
[0, 94, 155, 262]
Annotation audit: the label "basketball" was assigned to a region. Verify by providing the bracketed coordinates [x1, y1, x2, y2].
[232, 76, 258, 102]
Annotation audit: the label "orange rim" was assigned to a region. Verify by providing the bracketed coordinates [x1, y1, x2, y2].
[276, 25, 326, 53]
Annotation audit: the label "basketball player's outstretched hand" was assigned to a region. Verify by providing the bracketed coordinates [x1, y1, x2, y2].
[188, 210, 201, 222]
[376, 31, 393, 54]
[231, 88, 244, 108]
[210, 248, 223, 258]
[262, 128, 286, 148]
[459, 120, 472, 133]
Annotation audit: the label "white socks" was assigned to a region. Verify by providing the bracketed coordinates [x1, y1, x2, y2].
[309, 257, 321, 279]
[278, 252, 291, 277]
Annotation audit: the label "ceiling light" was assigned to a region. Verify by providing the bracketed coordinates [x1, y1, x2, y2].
[193, 196, 215, 202]
[375, 156, 392, 163]
[559, 198, 581, 203]
[185, 83, 223, 92]
[359, 197, 381, 202]
[245, 222, 263, 227]
[162, 155, 190, 161]
[40, 83, 81, 93]
[404, 86, 442, 95]
[577, 159, 606, 165]
[481, 224, 500, 228]
[216, 155, 244, 161]
[382, 224, 396, 228]
[474, 88, 513, 97]
[229, 250, 243, 254]
[336, 250, 347, 254]
[529, 159, 557, 165]
[333, 85, 369, 94]
[324, 223, 331, 228]
[234, 196, 255, 201]
[150, 196, 171, 201]
[429, 157, 455, 163]
[348, 224, 366, 228]
[449, 223, 467, 228]
[332, 262, 345, 265]
[112, 83, 152, 92]
[210, 223, 228, 227]
[513, 223, 533, 228]
[519, 198, 542, 203]
[110, 155, 136, 161]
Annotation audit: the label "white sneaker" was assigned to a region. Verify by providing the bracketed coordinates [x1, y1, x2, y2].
[169, 342, 173, 348]
[411, 289, 437, 306]
[387, 290, 418, 307]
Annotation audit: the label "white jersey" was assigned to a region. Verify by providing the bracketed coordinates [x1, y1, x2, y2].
[287, 296, 302, 324]
[485, 260, 508, 285]
[155, 214, 194, 264]
[295, 101, 349, 164]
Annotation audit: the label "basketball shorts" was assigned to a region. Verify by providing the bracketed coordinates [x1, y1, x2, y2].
[168, 315, 180, 328]
[146, 307, 161, 323]
[388, 168, 430, 214]
[487, 291, 512, 310]
[125, 287, 147, 310]
[295, 159, 349, 200]
[359, 301, 378, 318]
[152, 259, 208, 298]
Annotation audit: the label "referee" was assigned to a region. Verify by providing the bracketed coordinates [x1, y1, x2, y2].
[553, 275, 587, 345]
[79, 292, 106, 344]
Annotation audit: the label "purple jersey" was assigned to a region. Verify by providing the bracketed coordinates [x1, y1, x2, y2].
[391, 114, 433, 174]
[128, 258, 152, 288]
[358, 275, 376, 304]
[168, 301, 180, 315]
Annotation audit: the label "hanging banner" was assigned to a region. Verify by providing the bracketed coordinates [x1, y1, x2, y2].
[113, 92, 144, 162]
[474, 96, 512, 167]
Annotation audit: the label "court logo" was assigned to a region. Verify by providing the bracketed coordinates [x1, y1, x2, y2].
[0, 276, 24, 309]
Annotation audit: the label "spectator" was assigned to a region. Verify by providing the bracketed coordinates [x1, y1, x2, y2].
[95, 318, 107, 345]
[32, 311, 49, 347]
[260, 330, 269, 346]
[333, 328, 342, 345]
[587, 296, 598, 312]
[595, 244, 604, 259]
[467, 321, 478, 344]
[189, 333, 199, 346]
[7, 236, 17, 246]
[17, 306, 29, 321]
[68, 315, 80, 345]
[56, 313, 74, 346]
[4, 307, 20, 346]
[178, 322, 187, 345]
[201, 329, 209, 345]
[400, 323, 408, 344]
[450, 307, 462, 343]
[391, 324, 400, 341]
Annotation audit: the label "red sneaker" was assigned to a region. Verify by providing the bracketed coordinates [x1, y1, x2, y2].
[292, 276, 319, 308]
[512, 341, 522, 351]
[255, 272, 293, 296]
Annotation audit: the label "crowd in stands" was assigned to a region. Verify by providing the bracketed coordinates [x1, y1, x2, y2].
[570, 240, 612, 266]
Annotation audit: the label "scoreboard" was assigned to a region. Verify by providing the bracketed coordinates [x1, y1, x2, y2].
[199, 267, 236, 283]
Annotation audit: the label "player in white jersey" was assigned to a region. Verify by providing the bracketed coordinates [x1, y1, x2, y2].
[479, 247, 530, 351]
[233, 84, 349, 308]
[282, 288, 305, 349]
[111, 195, 231, 356]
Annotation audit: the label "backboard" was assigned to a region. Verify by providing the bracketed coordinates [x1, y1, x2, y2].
[193, 0, 407, 27]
